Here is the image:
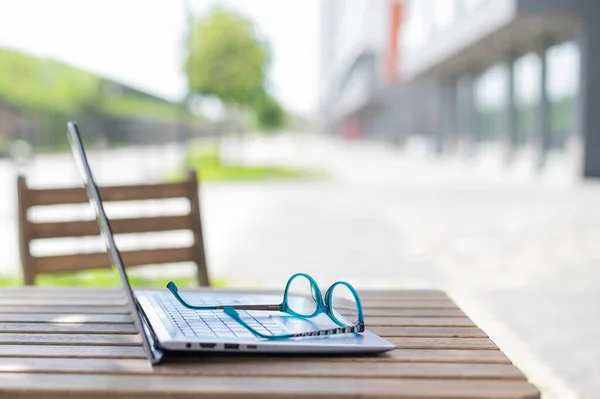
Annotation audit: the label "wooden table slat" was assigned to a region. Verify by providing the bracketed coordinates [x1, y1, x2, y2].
[359, 308, 467, 317]
[2, 287, 450, 299]
[365, 316, 475, 327]
[0, 357, 527, 380]
[357, 289, 450, 298]
[0, 345, 510, 364]
[379, 349, 511, 364]
[0, 373, 541, 399]
[0, 333, 140, 346]
[0, 345, 147, 358]
[0, 289, 127, 298]
[362, 300, 458, 309]
[0, 287, 125, 294]
[0, 306, 131, 314]
[0, 314, 473, 326]
[388, 337, 499, 350]
[0, 298, 129, 307]
[0, 323, 136, 334]
[0, 314, 133, 323]
[0, 325, 487, 339]
[371, 326, 488, 338]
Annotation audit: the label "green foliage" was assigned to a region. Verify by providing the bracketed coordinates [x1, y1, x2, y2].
[253, 92, 286, 131]
[0, 48, 194, 125]
[187, 8, 269, 107]
[0, 269, 228, 288]
[99, 94, 186, 124]
[167, 142, 325, 182]
[0, 48, 100, 113]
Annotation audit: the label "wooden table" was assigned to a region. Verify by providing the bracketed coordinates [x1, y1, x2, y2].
[0, 287, 540, 398]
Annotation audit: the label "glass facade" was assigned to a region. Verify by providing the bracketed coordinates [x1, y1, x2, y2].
[444, 38, 580, 161]
[475, 64, 508, 144]
[514, 53, 541, 148]
[547, 41, 580, 150]
[455, 75, 473, 139]
[399, 0, 590, 175]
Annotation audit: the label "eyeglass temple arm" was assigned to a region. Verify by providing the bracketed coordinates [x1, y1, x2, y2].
[167, 282, 281, 311]
[224, 307, 365, 340]
[224, 306, 294, 339]
[167, 282, 212, 310]
[217, 304, 282, 311]
[284, 322, 365, 338]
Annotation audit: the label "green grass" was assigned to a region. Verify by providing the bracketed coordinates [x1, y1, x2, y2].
[100, 94, 180, 123]
[0, 48, 200, 125]
[0, 269, 227, 289]
[0, 48, 99, 113]
[169, 142, 327, 182]
[99, 94, 205, 125]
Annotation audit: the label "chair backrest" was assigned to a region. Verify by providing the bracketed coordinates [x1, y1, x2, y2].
[17, 171, 210, 286]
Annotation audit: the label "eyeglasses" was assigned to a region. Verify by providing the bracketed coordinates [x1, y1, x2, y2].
[166, 273, 365, 340]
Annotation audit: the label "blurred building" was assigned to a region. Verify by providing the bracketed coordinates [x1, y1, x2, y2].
[0, 48, 207, 151]
[319, 0, 439, 145]
[0, 102, 28, 150]
[320, 0, 600, 179]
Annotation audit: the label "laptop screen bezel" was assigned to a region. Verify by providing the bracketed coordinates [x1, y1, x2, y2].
[67, 120, 163, 364]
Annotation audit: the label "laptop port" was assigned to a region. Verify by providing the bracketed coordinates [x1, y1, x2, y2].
[186, 343, 192, 348]
[224, 343, 239, 350]
[246, 345, 258, 350]
[199, 343, 216, 348]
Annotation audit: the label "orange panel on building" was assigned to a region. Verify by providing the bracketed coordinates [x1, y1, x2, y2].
[386, 0, 403, 83]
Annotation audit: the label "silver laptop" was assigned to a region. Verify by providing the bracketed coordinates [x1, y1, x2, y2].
[67, 121, 394, 364]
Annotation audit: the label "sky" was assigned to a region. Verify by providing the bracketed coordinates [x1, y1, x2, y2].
[0, 0, 320, 115]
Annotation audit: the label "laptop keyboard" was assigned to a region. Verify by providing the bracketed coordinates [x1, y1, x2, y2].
[156, 294, 286, 339]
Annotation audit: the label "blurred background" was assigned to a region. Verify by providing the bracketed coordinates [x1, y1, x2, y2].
[1, 0, 600, 396]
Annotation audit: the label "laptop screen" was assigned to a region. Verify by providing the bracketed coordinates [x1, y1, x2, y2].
[67, 121, 162, 363]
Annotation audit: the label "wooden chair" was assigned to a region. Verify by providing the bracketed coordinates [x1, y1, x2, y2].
[17, 171, 210, 286]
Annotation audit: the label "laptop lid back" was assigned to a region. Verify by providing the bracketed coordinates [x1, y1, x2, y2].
[67, 121, 163, 364]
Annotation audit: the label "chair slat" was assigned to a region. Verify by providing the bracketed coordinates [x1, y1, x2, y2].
[31, 215, 193, 239]
[34, 247, 195, 273]
[28, 182, 190, 206]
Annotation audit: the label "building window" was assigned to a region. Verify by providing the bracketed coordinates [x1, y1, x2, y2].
[547, 41, 580, 150]
[475, 64, 508, 143]
[456, 75, 473, 138]
[514, 53, 541, 148]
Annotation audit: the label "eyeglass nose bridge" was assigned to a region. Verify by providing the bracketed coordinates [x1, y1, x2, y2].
[281, 273, 324, 318]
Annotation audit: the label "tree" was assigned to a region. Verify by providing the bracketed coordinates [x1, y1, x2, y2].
[253, 91, 286, 132]
[187, 8, 269, 109]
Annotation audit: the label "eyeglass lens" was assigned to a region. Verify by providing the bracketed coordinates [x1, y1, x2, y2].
[284, 274, 319, 316]
[328, 284, 359, 326]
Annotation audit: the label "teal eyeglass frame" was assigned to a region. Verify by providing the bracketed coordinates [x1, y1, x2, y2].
[166, 273, 365, 340]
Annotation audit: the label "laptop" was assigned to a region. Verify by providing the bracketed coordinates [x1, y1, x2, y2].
[66, 121, 395, 364]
